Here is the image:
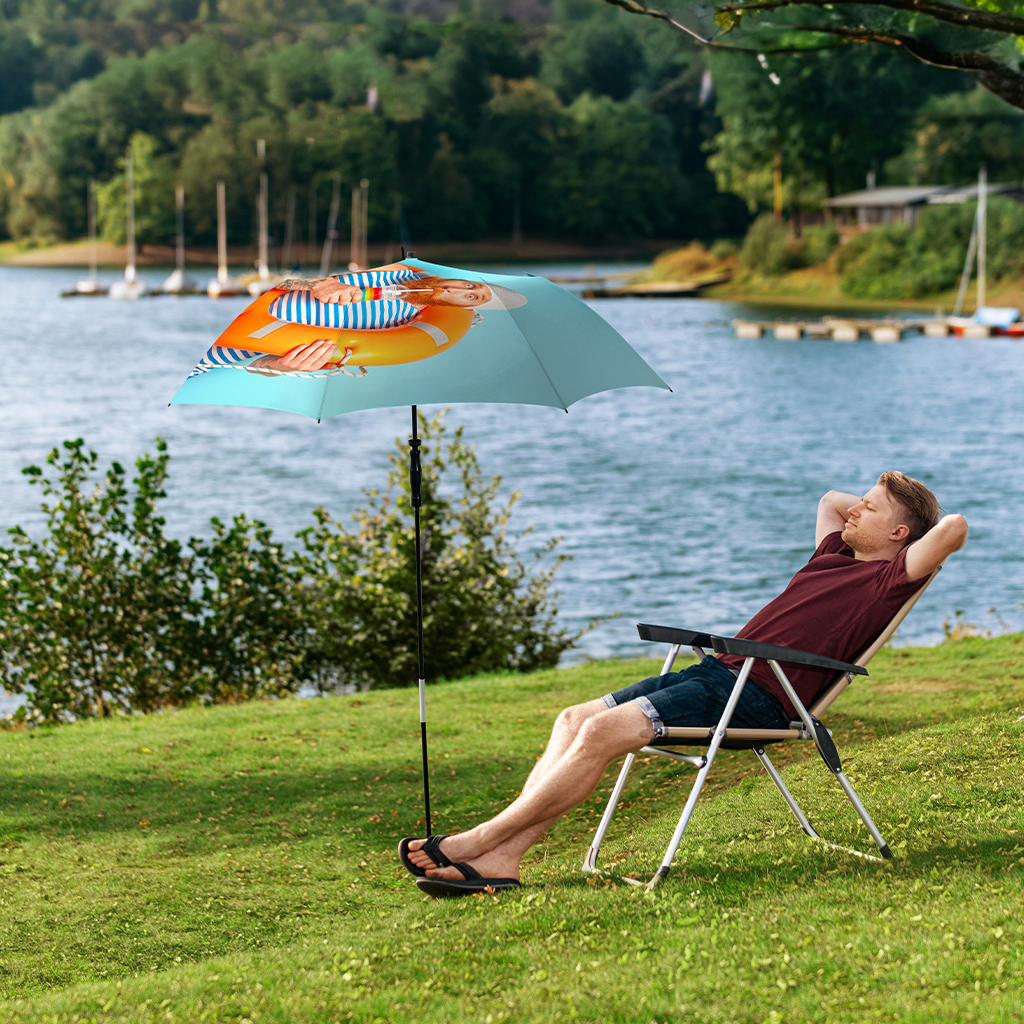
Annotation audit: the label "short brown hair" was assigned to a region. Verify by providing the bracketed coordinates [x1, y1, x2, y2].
[877, 471, 943, 545]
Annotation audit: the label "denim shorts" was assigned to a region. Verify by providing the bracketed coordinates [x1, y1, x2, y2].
[602, 655, 790, 732]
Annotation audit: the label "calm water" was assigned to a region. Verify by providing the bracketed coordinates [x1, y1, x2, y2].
[2, 265, 1022, 712]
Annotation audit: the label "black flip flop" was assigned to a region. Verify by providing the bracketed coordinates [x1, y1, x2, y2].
[415, 860, 521, 898]
[398, 835, 450, 878]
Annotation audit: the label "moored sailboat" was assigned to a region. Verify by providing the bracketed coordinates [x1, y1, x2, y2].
[109, 151, 148, 300]
[163, 186, 198, 295]
[207, 180, 246, 298]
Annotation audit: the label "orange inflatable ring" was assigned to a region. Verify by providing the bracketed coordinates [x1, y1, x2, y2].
[212, 286, 474, 368]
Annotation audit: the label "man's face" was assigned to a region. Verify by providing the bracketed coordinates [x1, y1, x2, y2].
[841, 484, 907, 554]
[435, 280, 493, 307]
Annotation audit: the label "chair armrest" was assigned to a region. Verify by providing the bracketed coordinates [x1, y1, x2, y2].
[709, 635, 867, 676]
[637, 624, 718, 649]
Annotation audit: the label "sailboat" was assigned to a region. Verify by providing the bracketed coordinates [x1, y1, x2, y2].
[163, 186, 198, 294]
[74, 178, 108, 295]
[947, 166, 1024, 338]
[244, 140, 282, 298]
[109, 151, 148, 300]
[207, 180, 245, 298]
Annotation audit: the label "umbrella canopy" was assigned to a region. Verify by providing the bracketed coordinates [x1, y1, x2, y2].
[170, 258, 667, 416]
[170, 258, 669, 835]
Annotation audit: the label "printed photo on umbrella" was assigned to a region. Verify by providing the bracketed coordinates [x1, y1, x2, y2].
[185, 263, 528, 381]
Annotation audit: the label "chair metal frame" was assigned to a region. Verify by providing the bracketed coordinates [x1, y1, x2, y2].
[582, 569, 940, 889]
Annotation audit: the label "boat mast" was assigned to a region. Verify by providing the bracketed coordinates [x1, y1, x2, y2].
[976, 164, 986, 311]
[87, 177, 98, 285]
[125, 150, 136, 283]
[320, 172, 341, 276]
[257, 139, 269, 280]
[175, 186, 185, 274]
[216, 180, 228, 284]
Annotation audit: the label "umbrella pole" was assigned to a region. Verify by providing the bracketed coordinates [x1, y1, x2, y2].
[409, 405, 432, 836]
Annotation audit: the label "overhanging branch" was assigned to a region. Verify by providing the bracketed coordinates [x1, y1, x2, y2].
[788, 22, 1024, 105]
[723, 0, 1024, 36]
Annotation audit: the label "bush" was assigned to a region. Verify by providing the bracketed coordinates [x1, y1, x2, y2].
[298, 411, 583, 692]
[797, 224, 840, 267]
[837, 198, 1024, 300]
[739, 213, 793, 275]
[0, 440, 203, 722]
[739, 216, 838, 276]
[0, 419, 579, 723]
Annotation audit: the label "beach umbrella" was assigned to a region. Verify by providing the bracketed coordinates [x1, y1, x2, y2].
[170, 256, 669, 833]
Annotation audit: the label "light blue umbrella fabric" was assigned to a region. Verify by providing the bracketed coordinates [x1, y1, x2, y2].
[170, 259, 668, 417]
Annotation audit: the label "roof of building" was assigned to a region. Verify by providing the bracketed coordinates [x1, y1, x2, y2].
[827, 183, 1021, 208]
[826, 186, 949, 208]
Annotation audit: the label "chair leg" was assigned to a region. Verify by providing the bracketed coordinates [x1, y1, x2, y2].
[583, 752, 636, 872]
[643, 657, 758, 890]
[830, 769, 893, 859]
[644, 750, 714, 889]
[754, 747, 818, 838]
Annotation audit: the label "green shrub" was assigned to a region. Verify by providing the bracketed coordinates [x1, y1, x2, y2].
[797, 223, 840, 266]
[0, 440, 202, 722]
[298, 411, 583, 692]
[838, 197, 1024, 299]
[740, 213, 792, 274]
[0, 418, 579, 722]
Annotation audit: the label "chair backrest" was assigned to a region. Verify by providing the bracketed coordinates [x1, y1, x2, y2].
[808, 565, 942, 718]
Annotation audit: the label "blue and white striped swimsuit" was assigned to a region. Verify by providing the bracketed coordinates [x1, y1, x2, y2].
[187, 269, 424, 376]
[267, 269, 422, 329]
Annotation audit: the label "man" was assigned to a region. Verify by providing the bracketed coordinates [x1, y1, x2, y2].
[400, 472, 968, 896]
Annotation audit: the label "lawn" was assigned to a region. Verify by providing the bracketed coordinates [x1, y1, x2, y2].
[1, 635, 1022, 1023]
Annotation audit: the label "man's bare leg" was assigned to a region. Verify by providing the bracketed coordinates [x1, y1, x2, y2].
[520, 699, 608, 796]
[406, 702, 653, 880]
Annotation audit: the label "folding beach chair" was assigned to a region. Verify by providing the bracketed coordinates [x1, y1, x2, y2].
[582, 568, 941, 889]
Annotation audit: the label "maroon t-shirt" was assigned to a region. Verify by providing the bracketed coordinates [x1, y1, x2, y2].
[718, 532, 924, 718]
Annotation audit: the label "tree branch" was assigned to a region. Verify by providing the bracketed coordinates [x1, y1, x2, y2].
[722, 0, 1024, 37]
[599, 0, 859, 50]
[787, 23, 1024, 105]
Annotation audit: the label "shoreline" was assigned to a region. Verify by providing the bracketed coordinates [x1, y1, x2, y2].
[0, 236, 681, 269]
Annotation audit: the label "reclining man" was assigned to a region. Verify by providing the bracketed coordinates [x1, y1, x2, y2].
[400, 472, 968, 896]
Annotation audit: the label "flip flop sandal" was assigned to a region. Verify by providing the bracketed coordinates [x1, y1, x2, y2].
[398, 835, 451, 878]
[416, 862, 522, 899]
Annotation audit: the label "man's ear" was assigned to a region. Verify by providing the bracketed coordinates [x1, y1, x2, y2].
[891, 523, 911, 544]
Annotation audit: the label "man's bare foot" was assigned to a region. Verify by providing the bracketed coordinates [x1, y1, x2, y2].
[405, 834, 473, 872]
[404, 833, 520, 879]
[417, 846, 521, 883]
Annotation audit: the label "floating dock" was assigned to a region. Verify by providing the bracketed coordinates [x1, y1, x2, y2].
[732, 317, 952, 342]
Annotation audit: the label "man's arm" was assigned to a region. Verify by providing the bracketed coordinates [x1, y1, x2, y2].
[904, 514, 969, 581]
[816, 490, 860, 547]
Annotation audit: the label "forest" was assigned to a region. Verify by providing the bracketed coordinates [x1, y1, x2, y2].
[1, 0, 1023, 248]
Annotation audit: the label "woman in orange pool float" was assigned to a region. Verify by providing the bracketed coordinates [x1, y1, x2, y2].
[186, 264, 527, 380]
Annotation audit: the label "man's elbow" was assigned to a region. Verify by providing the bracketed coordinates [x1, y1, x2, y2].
[942, 513, 969, 551]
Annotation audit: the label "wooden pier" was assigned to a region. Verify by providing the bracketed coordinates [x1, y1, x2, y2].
[732, 317, 950, 342]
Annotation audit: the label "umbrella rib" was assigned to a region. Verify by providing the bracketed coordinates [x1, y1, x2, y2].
[507, 308, 569, 412]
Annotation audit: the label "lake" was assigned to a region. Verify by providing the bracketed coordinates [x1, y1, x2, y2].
[1, 264, 1022, 713]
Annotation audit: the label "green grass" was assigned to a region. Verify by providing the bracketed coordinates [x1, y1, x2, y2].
[1, 636, 1022, 1023]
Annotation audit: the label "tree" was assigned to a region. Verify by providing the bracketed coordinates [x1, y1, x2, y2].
[885, 85, 1024, 184]
[598, 0, 1024, 111]
[707, 43, 960, 216]
[96, 132, 177, 245]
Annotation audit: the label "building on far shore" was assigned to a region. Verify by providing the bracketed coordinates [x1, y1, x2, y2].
[826, 182, 1024, 229]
